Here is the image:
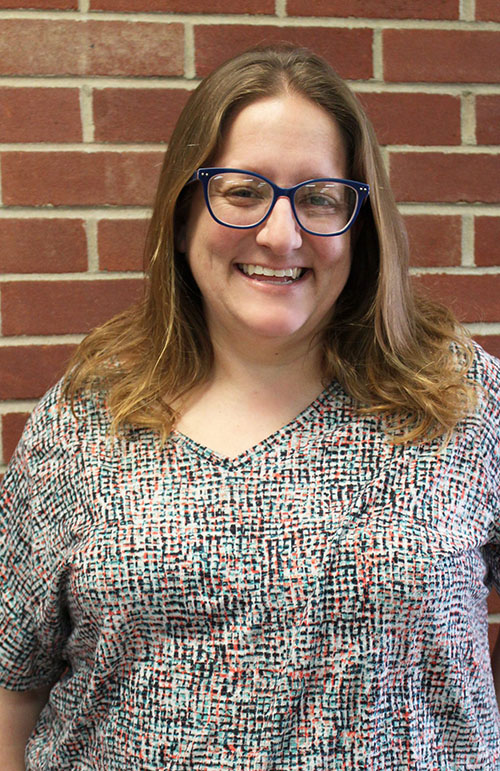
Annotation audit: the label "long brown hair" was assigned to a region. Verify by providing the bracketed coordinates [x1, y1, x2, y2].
[63, 44, 474, 442]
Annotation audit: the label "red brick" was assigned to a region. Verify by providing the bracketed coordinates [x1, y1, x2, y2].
[288, 0, 458, 18]
[194, 26, 373, 80]
[475, 217, 500, 267]
[489, 622, 500, 654]
[98, 220, 148, 272]
[2, 151, 163, 207]
[0, 345, 75, 401]
[91, 0, 273, 10]
[412, 274, 500, 324]
[0, 87, 81, 143]
[1, 279, 144, 336]
[0, 0, 75, 6]
[473, 336, 500, 360]
[476, 96, 500, 145]
[93, 88, 190, 144]
[404, 215, 461, 268]
[2, 412, 30, 466]
[390, 153, 500, 204]
[0, 219, 87, 273]
[0, 20, 183, 77]
[476, 0, 500, 21]
[358, 92, 460, 146]
[489, 588, 500, 614]
[384, 31, 500, 84]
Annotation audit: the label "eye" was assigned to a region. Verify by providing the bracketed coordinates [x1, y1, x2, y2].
[297, 190, 340, 211]
[210, 175, 270, 207]
[226, 184, 264, 201]
[302, 193, 338, 208]
[295, 182, 351, 215]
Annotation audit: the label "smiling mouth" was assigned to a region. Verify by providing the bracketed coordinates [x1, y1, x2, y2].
[238, 263, 307, 282]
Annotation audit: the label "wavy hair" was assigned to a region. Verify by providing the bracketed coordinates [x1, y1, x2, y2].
[63, 44, 474, 443]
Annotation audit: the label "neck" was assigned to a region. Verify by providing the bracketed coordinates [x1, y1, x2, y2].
[172, 327, 328, 458]
[208, 327, 325, 397]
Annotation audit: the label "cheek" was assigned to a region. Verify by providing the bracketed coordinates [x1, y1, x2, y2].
[320, 234, 351, 272]
[187, 224, 250, 277]
[182, 188, 208, 253]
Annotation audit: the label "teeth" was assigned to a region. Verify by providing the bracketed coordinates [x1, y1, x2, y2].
[240, 264, 303, 279]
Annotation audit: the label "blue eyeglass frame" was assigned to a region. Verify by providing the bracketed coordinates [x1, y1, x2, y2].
[189, 167, 370, 237]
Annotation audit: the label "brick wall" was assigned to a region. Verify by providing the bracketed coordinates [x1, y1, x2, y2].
[1, 2, 499, 630]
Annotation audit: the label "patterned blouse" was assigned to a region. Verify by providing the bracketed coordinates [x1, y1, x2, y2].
[1, 343, 500, 770]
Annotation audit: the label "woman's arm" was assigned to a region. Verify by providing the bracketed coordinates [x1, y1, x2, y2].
[0, 684, 51, 770]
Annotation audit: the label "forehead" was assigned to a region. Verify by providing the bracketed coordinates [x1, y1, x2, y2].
[213, 93, 347, 179]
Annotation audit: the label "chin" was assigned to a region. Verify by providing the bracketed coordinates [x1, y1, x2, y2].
[245, 317, 313, 340]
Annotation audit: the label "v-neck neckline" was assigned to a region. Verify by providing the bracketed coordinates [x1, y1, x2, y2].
[170, 380, 341, 468]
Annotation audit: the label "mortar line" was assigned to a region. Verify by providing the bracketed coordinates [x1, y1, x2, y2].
[0, 78, 202, 89]
[466, 323, 500, 334]
[409, 265, 500, 275]
[0, 140, 485, 156]
[2, 326, 500, 344]
[2, 326, 500, 350]
[372, 28, 383, 81]
[386, 145, 497, 153]
[184, 22, 195, 80]
[398, 203, 499, 214]
[2, 266, 499, 280]
[0, 335, 85, 346]
[275, 0, 287, 18]
[1, 78, 500, 96]
[7, 142, 498, 153]
[1, 203, 498, 217]
[0, 272, 145, 281]
[461, 214, 475, 266]
[0, 143, 166, 151]
[85, 219, 99, 272]
[79, 84, 94, 144]
[352, 83, 500, 95]
[459, 0, 476, 22]
[0, 11, 498, 29]
[461, 92, 476, 145]
[0, 401, 39, 415]
[0, 208, 152, 218]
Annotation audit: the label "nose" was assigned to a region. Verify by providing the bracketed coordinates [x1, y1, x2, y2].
[255, 196, 303, 254]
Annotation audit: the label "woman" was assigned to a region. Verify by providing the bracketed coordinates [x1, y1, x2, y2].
[1, 44, 499, 770]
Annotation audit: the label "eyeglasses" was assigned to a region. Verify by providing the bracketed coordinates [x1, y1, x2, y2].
[189, 167, 369, 237]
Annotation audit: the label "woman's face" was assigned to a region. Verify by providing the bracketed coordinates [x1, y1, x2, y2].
[181, 93, 353, 355]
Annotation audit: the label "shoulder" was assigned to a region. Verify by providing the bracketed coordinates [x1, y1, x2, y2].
[459, 342, 500, 479]
[1, 378, 116, 532]
[467, 340, 500, 414]
[13, 377, 112, 471]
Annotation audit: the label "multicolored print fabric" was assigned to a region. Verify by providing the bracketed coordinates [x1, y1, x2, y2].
[1, 343, 500, 769]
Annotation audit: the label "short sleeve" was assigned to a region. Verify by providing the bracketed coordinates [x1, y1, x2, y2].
[0, 390, 72, 691]
[472, 346, 500, 593]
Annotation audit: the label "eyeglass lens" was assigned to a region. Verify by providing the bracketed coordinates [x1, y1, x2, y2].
[207, 172, 358, 235]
